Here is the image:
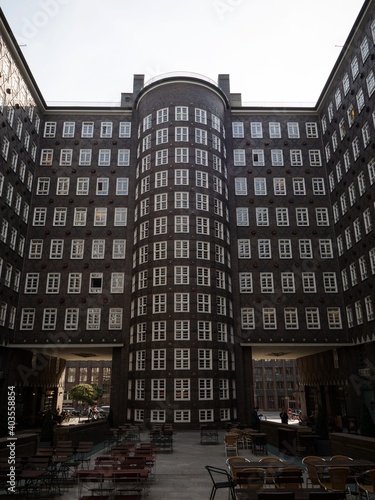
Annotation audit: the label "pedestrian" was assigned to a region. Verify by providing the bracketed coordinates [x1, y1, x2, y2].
[280, 409, 289, 424]
[250, 407, 261, 430]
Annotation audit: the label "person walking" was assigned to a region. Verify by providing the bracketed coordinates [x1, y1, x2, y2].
[250, 407, 261, 430]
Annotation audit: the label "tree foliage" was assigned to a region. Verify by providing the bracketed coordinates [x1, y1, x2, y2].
[69, 384, 97, 404]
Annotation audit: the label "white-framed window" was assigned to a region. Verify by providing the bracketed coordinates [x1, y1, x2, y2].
[278, 239, 292, 259]
[50, 239, 64, 259]
[174, 320, 190, 340]
[299, 239, 313, 259]
[157, 107, 169, 124]
[260, 272, 274, 293]
[44, 121, 56, 138]
[296, 208, 309, 226]
[263, 308, 277, 329]
[236, 207, 249, 226]
[81, 121, 94, 138]
[175, 148, 188, 163]
[53, 207, 67, 226]
[174, 348, 190, 369]
[152, 349, 166, 369]
[64, 308, 79, 330]
[56, 177, 70, 195]
[312, 178, 325, 195]
[40, 149, 53, 166]
[197, 293, 211, 313]
[79, 149, 92, 166]
[20, 308, 35, 330]
[292, 177, 306, 195]
[238, 239, 251, 259]
[258, 239, 271, 259]
[316, 207, 329, 226]
[71, 239, 84, 259]
[68, 273, 82, 294]
[233, 149, 246, 166]
[269, 122, 281, 138]
[281, 272, 295, 293]
[251, 122, 262, 138]
[198, 349, 212, 369]
[98, 149, 111, 166]
[33, 207, 47, 226]
[232, 122, 244, 138]
[152, 321, 166, 340]
[256, 207, 269, 226]
[306, 308, 320, 329]
[86, 308, 101, 330]
[319, 239, 333, 259]
[327, 307, 342, 329]
[109, 308, 123, 330]
[111, 272, 124, 293]
[287, 122, 300, 138]
[195, 108, 207, 124]
[77, 177, 89, 195]
[309, 150, 322, 166]
[175, 106, 188, 121]
[302, 272, 317, 293]
[276, 207, 289, 226]
[252, 149, 265, 166]
[100, 121, 113, 138]
[254, 177, 266, 195]
[197, 320, 211, 340]
[119, 121, 131, 138]
[59, 148, 72, 166]
[74, 207, 87, 226]
[273, 177, 286, 196]
[271, 149, 284, 166]
[24, 273, 39, 294]
[92, 239, 105, 259]
[284, 308, 298, 329]
[118, 149, 130, 166]
[235, 178, 247, 195]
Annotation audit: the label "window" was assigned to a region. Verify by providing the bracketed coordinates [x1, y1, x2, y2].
[196, 193, 208, 211]
[316, 207, 329, 226]
[53, 207, 67, 226]
[256, 207, 269, 226]
[118, 149, 130, 166]
[79, 149, 92, 166]
[196, 217, 208, 234]
[77, 177, 89, 195]
[195, 149, 208, 166]
[94, 207, 107, 226]
[263, 308, 277, 329]
[276, 207, 289, 226]
[92, 239, 105, 259]
[302, 272, 317, 293]
[233, 149, 246, 166]
[258, 239, 271, 259]
[111, 273, 124, 294]
[71, 239, 84, 259]
[74, 208, 87, 226]
[87, 308, 101, 330]
[42, 308, 57, 330]
[68, 273, 82, 293]
[312, 178, 325, 195]
[40, 149, 53, 166]
[119, 121, 131, 137]
[195, 128, 207, 145]
[323, 272, 337, 293]
[36, 177, 50, 195]
[175, 320, 190, 340]
[175, 379, 190, 400]
[81, 122, 94, 137]
[197, 293, 211, 313]
[260, 272, 274, 293]
[269, 122, 281, 138]
[306, 122, 318, 138]
[319, 239, 333, 259]
[100, 121, 112, 138]
[235, 178, 247, 195]
[293, 178, 306, 195]
[274, 178, 286, 195]
[198, 349, 212, 369]
[157, 107, 168, 124]
[306, 308, 320, 329]
[113, 239, 126, 259]
[287, 122, 299, 138]
[251, 122, 262, 138]
[278, 239, 292, 259]
[175, 240, 189, 258]
[238, 239, 251, 259]
[24, 273, 39, 294]
[175, 266, 189, 285]
[271, 149, 284, 166]
[284, 308, 298, 329]
[296, 208, 309, 226]
[236, 208, 249, 226]
[50, 239, 64, 259]
[175, 106, 188, 121]
[281, 272, 295, 293]
[299, 239, 312, 259]
[98, 149, 111, 166]
[152, 349, 166, 369]
[44, 122, 56, 138]
[56, 177, 69, 195]
[232, 122, 244, 137]
[29, 240, 43, 259]
[254, 177, 266, 195]
[60, 148, 72, 166]
[195, 108, 207, 124]
[20, 308, 35, 330]
[309, 150, 321, 166]
[252, 149, 265, 166]
[327, 308, 342, 329]
[116, 178, 129, 195]
[33, 207, 46, 226]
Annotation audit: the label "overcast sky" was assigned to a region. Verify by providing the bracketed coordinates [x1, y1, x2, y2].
[0, 0, 366, 106]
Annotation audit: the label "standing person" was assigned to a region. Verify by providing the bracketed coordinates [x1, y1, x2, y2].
[249, 407, 261, 430]
[280, 409, 289, 424]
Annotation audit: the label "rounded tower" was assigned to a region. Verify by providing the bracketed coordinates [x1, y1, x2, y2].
[127, 74, 236, 426]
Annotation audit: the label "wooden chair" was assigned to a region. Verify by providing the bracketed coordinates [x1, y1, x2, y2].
[318, 467, 352, 499]
[355, 469, 375, 500]
[302, 456, 327, 488]
[236, 467, 265, 489]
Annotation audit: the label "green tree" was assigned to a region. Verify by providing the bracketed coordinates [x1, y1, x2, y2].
[69, 384, 96, 404]
[92, 384, 104, 401]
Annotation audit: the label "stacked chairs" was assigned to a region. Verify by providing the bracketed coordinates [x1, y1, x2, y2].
[224, 433, 239, 457]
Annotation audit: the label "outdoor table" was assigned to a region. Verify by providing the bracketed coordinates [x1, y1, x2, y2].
[235, 487, 325, 500]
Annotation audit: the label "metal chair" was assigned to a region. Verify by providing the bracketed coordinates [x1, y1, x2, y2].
[205, 465, 236, 500]
[355, 469, 375, 500]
